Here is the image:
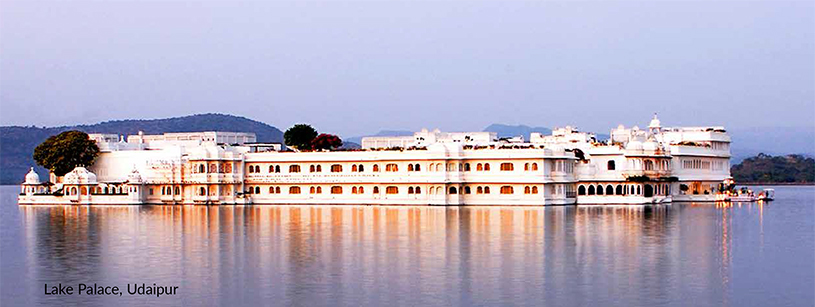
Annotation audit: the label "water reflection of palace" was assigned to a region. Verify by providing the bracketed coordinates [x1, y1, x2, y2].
[20, 202, 768, 306]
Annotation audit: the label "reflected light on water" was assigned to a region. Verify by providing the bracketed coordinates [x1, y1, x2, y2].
[5, 186, 813, 307]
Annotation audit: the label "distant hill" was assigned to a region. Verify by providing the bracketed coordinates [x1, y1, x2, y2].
[345, 130, 414, 145]
[728, 127, 815, 163]
[731, 153, 814, 183]
[0, 113, 282, 185]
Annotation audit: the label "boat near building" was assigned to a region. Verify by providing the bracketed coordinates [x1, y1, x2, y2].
[18, 115, 734, 206]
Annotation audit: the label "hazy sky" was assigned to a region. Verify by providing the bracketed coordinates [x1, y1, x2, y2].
[1, 1, 813, 137]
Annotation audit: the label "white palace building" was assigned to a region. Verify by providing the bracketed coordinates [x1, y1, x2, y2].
[18, 115, 731, 206]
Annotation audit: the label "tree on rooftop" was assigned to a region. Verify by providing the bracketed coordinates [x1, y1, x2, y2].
[33, 131, 100, 176]
[284, 124, 318, 150]
[311, 134, 343, 150]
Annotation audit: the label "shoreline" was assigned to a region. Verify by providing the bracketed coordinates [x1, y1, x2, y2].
[738, 182, 814, 186]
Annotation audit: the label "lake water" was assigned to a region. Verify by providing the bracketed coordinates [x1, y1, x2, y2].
[1, 185, 813, 306]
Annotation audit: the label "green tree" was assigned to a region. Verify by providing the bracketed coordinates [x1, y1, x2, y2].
[284, 124, 318, 150]
[311, 134, 343, 150]
[33, 131, 100, 176]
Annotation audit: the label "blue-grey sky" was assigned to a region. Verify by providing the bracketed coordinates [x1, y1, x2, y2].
[1, 1, 813, 137]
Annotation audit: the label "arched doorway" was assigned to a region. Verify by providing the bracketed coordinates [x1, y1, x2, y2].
[644, 184, 654, 197]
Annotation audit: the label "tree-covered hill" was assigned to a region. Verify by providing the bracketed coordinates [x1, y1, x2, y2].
[731, 153, 815, 184]
[0, 114, 282, 184]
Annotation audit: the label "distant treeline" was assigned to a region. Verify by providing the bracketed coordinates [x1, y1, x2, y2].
[731, 153, 815, 184]
[0, 114, 283, 185]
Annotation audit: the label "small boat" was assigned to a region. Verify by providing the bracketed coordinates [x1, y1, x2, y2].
[757, 189, 775, 201]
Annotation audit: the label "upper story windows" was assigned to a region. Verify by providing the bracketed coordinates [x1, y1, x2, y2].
[500, 163, 514, 171]
[407, 163, 421, 171]
[289, 165, 301, 173]
[385, 164, 399, 172]
[310, 164, 322, 172]
[268, 165, 281, 173]
[523, 163, 539, 171]
[500, 186, 514, 194]
[331, 186, 343, 194]
[351, 164, 365, 172]
[553, 160, 573, 173]
[373, 164, 380, 172]
[331, 164, 343, 172]
[476, 163, 491, 171]
[607, 161, 616, 170]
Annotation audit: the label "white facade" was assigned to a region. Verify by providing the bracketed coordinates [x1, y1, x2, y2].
[19, 116, 731, 206]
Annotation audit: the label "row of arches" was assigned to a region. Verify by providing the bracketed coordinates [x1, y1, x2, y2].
[577, 183, 671, 197]
[195, 163, 233, 174]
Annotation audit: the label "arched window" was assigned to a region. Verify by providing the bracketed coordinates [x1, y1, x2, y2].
[499, 186, 513, 194]
[352, 165, 358, 172]
[449, 187, 457, 194]
[331, 186, 343, 194]
[386, 186, 398, 194]
[500, 163, 514, 171]
[359, 186, 364, 194]
[316, 187, 322, 194]
[352, 186, 358, 194]
[597, 185, 604, 195]
[484, 187, 490, 194]
[199, 164, 205, 173]
[484, 163, 491, 171]
[524, 186, 531, 194]
[578, 186, 586, 195]
[331, 164, 343, 172]
[437, 187, 443, 194]
[269, 165, 274, 173]
[477, 186, 483, 194]
[209, 164, 216, 173]
[414, 164, 420, 171]
[275, 165, 281, 173]
[310, 165, 315, 172]
[275, 187, 281, 194]
[588, 185, 595, 195]
[316, 165, 322, 172]
[290, 165, 301, 173]
[606, 185, 613, 195]
[644, 160, 654, 171]
[358, 165, 364, 172]
[255, 187, 261, 194]
[310, 186, 316, 194]
[413, 186, 419, 194]
[532, 186, 538, 194]
[524, 163, 530, 171]
[290, 187, 301, 194]
[607, 161, 616, 170]
[477, 163, 483, 171]
[464, 186, 471, 194]
[373, 164, 380, 172]
[373, 186, 380, 194]
[174, 186, 180, 195]
[616, 185, 623, 195]
[408, 187, 414, 194]
[429, 187, 435, 194]
[199, 187, 206, 196]
[386, 164, 398, 172]
[532, 163, 538, 171]
[464, 163, 471, 171]
[407, 164, 414, 172]
[637, 186, 641, 195]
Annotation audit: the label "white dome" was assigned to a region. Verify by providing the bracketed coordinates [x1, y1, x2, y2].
[626, 140, 643, 151]
[128, 168, 143, 184]
[24, 167, 40, 184]
[642, 140, 660, 151]
[63, 167, 98, 184]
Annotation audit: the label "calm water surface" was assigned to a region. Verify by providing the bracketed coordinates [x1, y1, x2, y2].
[1, 185, 813, 306]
